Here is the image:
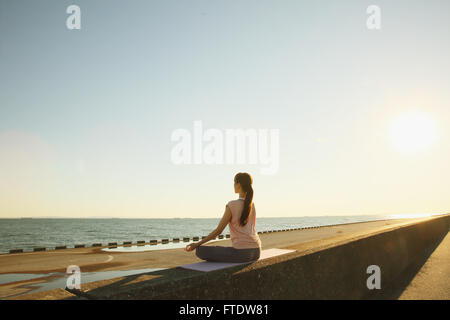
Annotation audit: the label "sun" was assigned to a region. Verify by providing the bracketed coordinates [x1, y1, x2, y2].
[389, 110, 438, 154]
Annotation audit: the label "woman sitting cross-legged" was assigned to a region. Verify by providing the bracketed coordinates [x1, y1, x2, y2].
[185, 172, 262, 263]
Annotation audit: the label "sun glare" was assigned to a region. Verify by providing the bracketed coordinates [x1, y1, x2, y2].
[389, 110, 438, 154]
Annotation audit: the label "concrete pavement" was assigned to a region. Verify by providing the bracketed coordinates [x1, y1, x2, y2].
[398, 231, 449, 299]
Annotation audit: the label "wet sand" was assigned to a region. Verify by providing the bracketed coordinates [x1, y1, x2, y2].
[0, 217, 436, 299]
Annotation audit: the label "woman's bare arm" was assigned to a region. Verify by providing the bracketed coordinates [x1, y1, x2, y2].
[195, 205, 232, 247]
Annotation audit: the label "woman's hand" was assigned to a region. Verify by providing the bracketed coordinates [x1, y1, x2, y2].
[185, 242, 200, 252]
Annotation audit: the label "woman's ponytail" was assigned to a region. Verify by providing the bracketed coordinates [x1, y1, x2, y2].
[234, 173, 254, 227]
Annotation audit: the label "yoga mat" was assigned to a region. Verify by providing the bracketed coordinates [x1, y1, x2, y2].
[180, 248, 296, 272]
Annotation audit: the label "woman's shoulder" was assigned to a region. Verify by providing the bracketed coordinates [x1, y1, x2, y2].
[227, 199, 256, 204]
[227, 199, 243, 206]
[227, 199, 248, 209]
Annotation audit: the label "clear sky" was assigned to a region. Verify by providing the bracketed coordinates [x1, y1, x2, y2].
[1, 0, 449, 218]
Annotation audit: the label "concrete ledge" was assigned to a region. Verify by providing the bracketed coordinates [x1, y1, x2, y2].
[13, 214, 450, 299]
[73, 214, 450, 299]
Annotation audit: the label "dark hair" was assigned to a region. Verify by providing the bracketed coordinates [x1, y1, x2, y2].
[234, 172, 254, 227]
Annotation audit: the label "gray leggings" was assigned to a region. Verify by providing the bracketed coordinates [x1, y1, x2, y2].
[195, 245, 261, 263]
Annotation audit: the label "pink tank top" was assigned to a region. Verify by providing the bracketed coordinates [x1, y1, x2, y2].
[227, 198, 262, 249]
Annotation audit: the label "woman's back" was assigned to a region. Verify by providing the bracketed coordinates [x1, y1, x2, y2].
[227, 199, 262, 249]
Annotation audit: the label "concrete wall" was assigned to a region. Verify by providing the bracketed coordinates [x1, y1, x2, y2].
[132, 214, 450, 299]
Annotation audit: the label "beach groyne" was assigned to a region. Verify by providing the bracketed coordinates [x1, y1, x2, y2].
[10, 214, 449, 300]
